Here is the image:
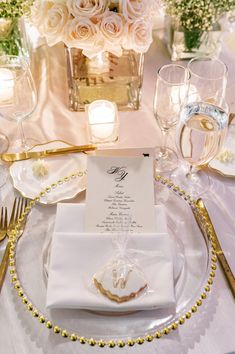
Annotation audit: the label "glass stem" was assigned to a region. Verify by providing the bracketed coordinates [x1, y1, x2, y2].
[18, 120, 27, 149]
[160, 129, 169, 157]
[186, 165, 198, 182]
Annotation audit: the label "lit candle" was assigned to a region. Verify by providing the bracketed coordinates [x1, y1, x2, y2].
[0, 68, 15, 105]
[87, 100, 118, 143]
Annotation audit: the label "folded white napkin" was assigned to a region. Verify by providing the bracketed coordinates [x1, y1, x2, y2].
[46, 204, 175, 312]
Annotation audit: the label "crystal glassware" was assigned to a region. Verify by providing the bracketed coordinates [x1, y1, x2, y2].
[153, 64, 190, 173]
[0, 55, 37, 152]
[173, 100, 228, 196]
[187, 57, 228, 106]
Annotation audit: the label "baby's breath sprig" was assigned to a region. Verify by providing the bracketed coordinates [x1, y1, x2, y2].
[164, 0, 235, 50]
[0, 0, 33, 19]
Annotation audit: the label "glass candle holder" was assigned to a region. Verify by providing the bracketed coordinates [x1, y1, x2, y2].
[86, 100, 119, 144]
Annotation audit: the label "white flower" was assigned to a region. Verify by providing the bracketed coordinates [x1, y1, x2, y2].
[99, 11, 125, 55]
[64, 17, 100, 56]
[120, 0, 149, 21]
[123, 18, 153, 53]
[30, 0, 54, 30]
[66, 0, 108, 21]
[42, 3, 70, 46]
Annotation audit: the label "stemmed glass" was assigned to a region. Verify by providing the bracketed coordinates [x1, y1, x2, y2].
[0, 55, 37, 152]
[173, 99, 228, 196]
[188, 56, 228, 105]
[153, 64, 190, 172]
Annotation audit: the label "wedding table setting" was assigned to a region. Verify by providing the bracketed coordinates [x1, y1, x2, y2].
[0, 1, 235, 354]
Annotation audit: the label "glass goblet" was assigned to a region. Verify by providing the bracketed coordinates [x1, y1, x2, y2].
[173, 100, 228, 196]
[187, 57, 228, 105]
[153, 64, 190, 173]
[0, 55, 37, 152]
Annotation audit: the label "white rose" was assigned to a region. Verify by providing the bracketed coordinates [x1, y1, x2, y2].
[123, 19, 153, 53]
[30, 0, 54, 30]
[66, 0, 108, 21]
[64, 17, 100, 55]
[99, 11, 125, 56]
[120, 0, 149, 20]
[42, 3, 70, 46]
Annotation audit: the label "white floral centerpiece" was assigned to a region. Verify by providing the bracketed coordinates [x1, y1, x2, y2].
[30, 0, 158, 111]
[30, 0, 157, 58]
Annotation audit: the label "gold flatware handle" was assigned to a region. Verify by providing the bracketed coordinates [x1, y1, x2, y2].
[0, 144, 97, 162]
[0, 242, 10, 292]
[195, 198, 235, 298]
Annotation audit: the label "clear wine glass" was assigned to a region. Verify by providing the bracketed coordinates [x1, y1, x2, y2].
[153, 64, 190, 173]
[173, 100, 229, 196]
[187, 57, 228, 105]
[0, 55, 37, 152]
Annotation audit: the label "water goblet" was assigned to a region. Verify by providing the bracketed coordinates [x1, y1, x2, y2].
[0, 55, 37, 152]
[153, 64, 190, 173]
[187, 57, 228, 105]
[173, 100, 228, 196]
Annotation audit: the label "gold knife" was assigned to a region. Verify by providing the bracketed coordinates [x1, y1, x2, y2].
[194, 198, 235, 298]
[0, 144, 97, 162]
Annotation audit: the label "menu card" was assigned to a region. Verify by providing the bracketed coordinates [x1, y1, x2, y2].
[85, 156, 156, 233]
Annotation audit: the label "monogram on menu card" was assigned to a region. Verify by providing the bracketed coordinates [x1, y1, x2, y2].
[107, 166, 128, 182]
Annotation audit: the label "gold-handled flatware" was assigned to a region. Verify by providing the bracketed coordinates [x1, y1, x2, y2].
[0, 207, 8, 243]
[0, 144, 97, 162]
[0, 197, 29, 292]
[194, 198, 235, 299]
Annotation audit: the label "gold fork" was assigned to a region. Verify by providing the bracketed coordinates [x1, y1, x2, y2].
[0, 197, 29, 292]
[0, 207, 8, 243]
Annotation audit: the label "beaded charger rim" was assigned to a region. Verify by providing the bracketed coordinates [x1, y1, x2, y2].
[8, 172, 217, 348]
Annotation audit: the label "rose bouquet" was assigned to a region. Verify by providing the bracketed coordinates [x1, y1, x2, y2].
[30, 0, 157, 58]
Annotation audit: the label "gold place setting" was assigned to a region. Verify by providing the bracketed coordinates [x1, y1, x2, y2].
[0, 1, 235, 353]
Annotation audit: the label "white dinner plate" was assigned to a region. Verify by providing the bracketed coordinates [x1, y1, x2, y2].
[10, 140, 87, 204]
[209, 125, 235, 178]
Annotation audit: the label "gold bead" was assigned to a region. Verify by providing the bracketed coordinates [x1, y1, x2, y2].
[117, 340, 125, 347]
[171, 323, 178, 330]
[9, 260, 15, 267]
[185, 312, 191, 319]
[179, 317, 185, 325]
[22, 297, 28, 304]
[127, 339, 135, 346]
[108, 340, 115, 348]
[46, 321, 52, 329]
[211, 255, 217, 262]
[9, 269, 15, 275]
[70, 333, 77, 341]
[208, 277, 213, 285]
[163, 327, 170, 335]
[27, 303, 33, 311]
[211, 264, 216, 270]
[201, 292, 207, 299]
[98, 340, 106, 347]
[155, 331, 162, 338]
[61, 330, 68, 338]
[210, 271, 215, 277]
[136, 337, 144, 345]
[79, 337, 86, 344]
[205, 285, 210, 292]
[32, 310, 39, 317]
[196, 299, 202, 306]
[14, 282, 20, 289]
[54, 326, 60, 334]
[11, 275, 17, 282]
[88, 338, 96, 346]
[191, 306, 197, 313]
[18, 290, 23, 297]
[145, 335, 153, 342]
[39, 316, 45, 323]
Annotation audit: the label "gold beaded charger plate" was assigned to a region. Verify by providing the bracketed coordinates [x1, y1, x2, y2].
[9, 174, 216, 348]
[9, 140, 87, 204]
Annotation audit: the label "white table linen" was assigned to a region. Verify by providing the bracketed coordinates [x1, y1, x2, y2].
[0, 31, 235, 354]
